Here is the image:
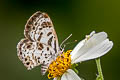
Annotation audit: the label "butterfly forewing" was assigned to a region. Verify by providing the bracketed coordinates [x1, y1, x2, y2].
[24, 11, 59, 53]
[17, 11, 60, 75]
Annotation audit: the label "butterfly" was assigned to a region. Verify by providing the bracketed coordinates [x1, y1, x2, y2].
[17, 11, 64, 75]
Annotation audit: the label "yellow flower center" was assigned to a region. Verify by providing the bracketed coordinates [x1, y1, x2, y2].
[48, 50, 72, 79]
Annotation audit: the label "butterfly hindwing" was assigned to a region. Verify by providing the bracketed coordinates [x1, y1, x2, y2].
[17, 39, 56, 72]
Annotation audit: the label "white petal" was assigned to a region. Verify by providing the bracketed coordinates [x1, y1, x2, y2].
[71, 31, 113, 63]
[53, 77, 57, 80]
[53, 78, 57, 80]
[61, 69, 81, 80]
[89, 31, 95, 37]
[71, 40, 86, 58]
[53, 77, 60, 80]
[70, 31, 96, 58]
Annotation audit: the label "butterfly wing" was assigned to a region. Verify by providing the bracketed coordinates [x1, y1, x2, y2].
[17, 39, 56, 74]
[24, 11, 59, 53]
[17, 11, 60, 75]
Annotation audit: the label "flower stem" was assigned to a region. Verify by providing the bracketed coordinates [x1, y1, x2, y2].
[95, 58, 104, 80]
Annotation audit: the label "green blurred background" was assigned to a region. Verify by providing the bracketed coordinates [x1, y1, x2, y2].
[0, 0, 119, 80]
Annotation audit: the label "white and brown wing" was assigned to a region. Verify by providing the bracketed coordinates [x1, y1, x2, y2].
[24, 11, 59, 53]
[17, 11, 60, 75]
[17, 39, 56, 75]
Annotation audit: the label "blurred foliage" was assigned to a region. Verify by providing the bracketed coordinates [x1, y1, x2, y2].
[0, 0, 119, 80]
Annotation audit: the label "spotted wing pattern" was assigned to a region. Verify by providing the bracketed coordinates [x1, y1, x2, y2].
[24, 11, 59, 53]
[17, 11, 60, 75]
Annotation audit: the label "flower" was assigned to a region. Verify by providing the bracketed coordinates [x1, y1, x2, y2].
[47, 31, 113, 80]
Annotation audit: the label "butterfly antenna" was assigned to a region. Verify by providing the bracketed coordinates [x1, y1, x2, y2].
[60, 34, 72, 50]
